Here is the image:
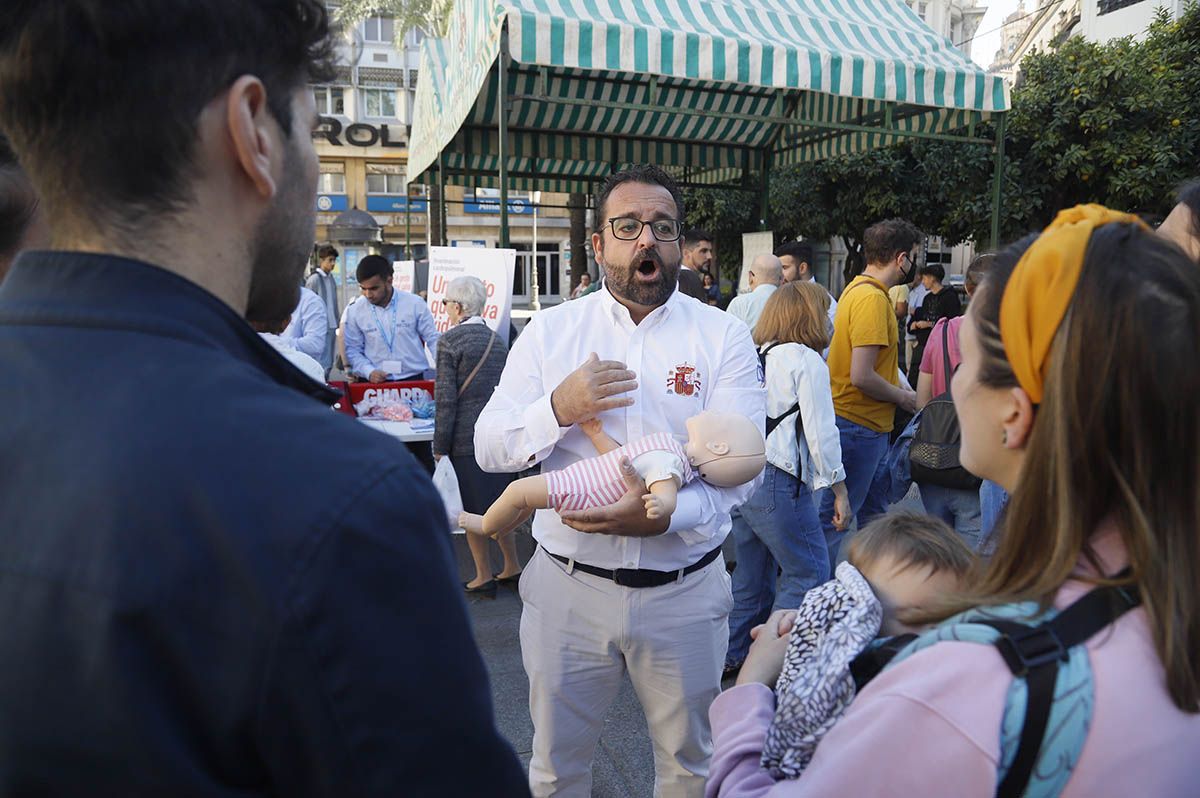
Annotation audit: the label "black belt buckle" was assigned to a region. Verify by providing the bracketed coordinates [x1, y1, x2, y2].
[612, 568, 652, 588]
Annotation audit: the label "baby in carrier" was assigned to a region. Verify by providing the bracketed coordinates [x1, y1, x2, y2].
[762, 510, 977, 779]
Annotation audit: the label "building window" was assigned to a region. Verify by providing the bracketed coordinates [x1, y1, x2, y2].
[409, 69, 420, 88]
[366, 173, 407, 194]
[313, 86, 345, 115]
[917, 2, 928, 21]
[318, 173, 346, 194]
[1097, 0, 1147, 14]
[363, 16, 394, 43]
[360, 87, 398, 118]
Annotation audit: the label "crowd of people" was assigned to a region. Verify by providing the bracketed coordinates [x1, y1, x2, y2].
[1, 2, 1200, 797]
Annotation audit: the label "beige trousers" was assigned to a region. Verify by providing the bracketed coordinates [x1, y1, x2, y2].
[519, 547, 733, 798]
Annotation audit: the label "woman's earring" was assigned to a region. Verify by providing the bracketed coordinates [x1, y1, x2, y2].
[1002, 430, 1008, 445]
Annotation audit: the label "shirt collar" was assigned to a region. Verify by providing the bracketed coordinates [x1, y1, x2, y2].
[597, 281, 680, 326]
[2, 251, 339, 404]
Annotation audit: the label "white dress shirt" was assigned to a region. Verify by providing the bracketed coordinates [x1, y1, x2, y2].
[809, 276, 838, 329]
[281, 286, 328, 362]
[343, 288, 440, 379]
[258, 333, 326, 384]
[759, 341, 846, 490]
[725, 283, 777, 332]
[474, 286, 766, 570]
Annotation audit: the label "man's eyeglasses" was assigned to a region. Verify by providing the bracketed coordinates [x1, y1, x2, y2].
[606, 217, 682, 242]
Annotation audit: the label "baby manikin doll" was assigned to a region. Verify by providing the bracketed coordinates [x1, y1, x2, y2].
[459, 410, 766, 539]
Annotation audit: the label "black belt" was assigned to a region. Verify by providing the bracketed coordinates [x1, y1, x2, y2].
[544, 545, 722, 588]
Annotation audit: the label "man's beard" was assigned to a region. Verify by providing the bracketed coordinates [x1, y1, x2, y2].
[245, 145, 315, 323]
[603, 248, 680, 309]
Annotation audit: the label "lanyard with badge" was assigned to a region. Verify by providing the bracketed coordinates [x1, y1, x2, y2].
[369, 298, 398, 356]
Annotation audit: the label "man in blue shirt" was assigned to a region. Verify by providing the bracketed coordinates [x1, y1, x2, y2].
[0, 2, 527, 795]
[281, 284, 328, 368]
[344, 254, 440, 382]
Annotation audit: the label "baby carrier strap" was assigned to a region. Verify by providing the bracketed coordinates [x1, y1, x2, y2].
[848, 570, 1140, 798]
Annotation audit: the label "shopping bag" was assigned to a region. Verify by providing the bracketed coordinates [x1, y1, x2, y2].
[432, 457, 464, 529]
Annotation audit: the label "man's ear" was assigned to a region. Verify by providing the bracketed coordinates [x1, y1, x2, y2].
[225, 75, 278, 200]
[591, 230, 605, 265]
[1002, 386, 1037, 450]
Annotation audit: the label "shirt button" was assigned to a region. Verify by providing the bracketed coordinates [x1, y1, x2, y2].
[625, 561, 636, 568]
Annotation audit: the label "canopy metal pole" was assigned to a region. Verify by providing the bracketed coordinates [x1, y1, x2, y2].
[759, 150, 771, 231]
[498, 37, 511, 249]
[437, 151, 447, 247]
[404, 183, 411, 256]
[991, 112, 1006, 249]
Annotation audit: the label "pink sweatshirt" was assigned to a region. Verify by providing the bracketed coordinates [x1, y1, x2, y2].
[707, 525, 1200, 797]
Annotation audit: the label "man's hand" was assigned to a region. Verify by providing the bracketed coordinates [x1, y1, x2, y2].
[736, 609, 798, 688]
[831, 482, 852, 532]
[559, 457, 667, 537]
[897, 388, 918, 415]
[550, 353, 637, 427]
[369, 369, 389, 384]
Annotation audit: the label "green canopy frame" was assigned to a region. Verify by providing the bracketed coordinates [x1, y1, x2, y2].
[408, 0, 1010, 247]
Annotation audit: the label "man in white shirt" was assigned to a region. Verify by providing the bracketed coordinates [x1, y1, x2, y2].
[777, 240, 837, 330]
[475, 165, 765, 797]
[281, 285, 328, 371]
[304, 244, 340, 372]
[343, 255, 439, 382]
[725, 254, 782, 332]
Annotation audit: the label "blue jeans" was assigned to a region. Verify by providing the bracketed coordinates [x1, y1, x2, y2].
[918, 482, 983, 550]
[819, 416, 891, 576]
[979, 479, 1009, 554]
[726, 466, 828, 666]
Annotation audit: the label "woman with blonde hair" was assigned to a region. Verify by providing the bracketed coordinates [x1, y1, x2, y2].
[708, 207, 1200, 794]
[724, 281, 851, 677]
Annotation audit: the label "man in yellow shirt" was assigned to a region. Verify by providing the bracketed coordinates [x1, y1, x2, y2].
[819, 219, 921, 574]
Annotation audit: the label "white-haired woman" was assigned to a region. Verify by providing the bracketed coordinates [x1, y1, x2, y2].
[434, 276, 521, 597]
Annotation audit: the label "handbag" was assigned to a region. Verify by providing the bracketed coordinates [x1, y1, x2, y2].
[908, 320, 981, 490]
[457, 328, 498, 397]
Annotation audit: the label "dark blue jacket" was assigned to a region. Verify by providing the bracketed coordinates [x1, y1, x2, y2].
[0, 253, 529, 797]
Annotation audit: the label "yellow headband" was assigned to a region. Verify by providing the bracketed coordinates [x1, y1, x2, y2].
[999, 204, 1148, 404]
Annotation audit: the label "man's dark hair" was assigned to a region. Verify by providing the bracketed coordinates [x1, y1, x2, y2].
[863, 219, 923, 266]
[0, 133, 39, 259]
[775, 240, 813, 264]
[318, 244, 339, 260]
[920, 263, 946, 282]
[356, 254, 393, 283]
[682, 229, 713, 250]
[0, 0, 336, 235]
[594, 165, 684, 229]
[1179, 179, 1200, 240]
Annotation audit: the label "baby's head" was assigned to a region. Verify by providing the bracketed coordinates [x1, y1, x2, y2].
[847, 510, 977, 636]
[684, 411, 766, 487]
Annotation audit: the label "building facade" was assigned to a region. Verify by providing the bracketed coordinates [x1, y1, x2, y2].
[311, 9, 576, 313]
[991, 0, 1187, 84]
[905, 0, 989, 60]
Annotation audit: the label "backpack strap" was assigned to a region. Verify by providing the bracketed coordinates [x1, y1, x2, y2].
[759, 342, 800, 438]
[850, 570, 1141, 798]
[971, 570, 1140, 798]
[940, 318, 953, 395]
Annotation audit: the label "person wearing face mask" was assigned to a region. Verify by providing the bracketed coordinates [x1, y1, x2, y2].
[474, 164, 765, 797]
[705, 205, 1200, 796]
[1158, 178, 1200, 263]
[818, 219, 921, 577]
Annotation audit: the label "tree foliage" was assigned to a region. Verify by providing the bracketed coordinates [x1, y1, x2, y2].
[334, 0, 451, 43]
[769, 5, 1200, 256]
[683, 186, 759, 285]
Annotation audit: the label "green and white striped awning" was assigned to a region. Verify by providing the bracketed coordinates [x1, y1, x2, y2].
[407, 0, 1009, 192]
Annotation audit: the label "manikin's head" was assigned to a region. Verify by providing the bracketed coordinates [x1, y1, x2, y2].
[683, 411, 766, 487]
